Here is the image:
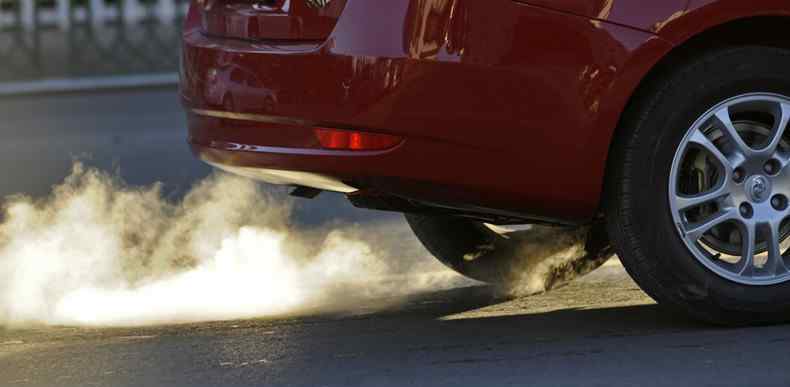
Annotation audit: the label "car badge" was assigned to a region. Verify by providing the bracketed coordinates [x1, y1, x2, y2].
[305, 0, 332, 8]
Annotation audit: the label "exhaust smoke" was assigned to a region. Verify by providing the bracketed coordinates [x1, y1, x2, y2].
[0, 163, 462, 327]
[0, 163, 609, 328]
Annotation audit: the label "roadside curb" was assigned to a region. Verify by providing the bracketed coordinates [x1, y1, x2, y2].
[0, 73, 179, 97]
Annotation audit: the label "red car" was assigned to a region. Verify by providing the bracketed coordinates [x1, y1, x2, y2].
[181, 0, 790, 324]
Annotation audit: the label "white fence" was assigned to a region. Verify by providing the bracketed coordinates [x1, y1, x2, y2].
[0, 0, 190, 29]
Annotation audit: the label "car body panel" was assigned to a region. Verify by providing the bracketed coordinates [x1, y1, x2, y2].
[658, 0, 790, 44]
[513, 0, 690, 34]
[181, 0, 789, 224]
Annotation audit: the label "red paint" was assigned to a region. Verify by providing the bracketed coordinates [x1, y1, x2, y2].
[658, 0, 790, 44]
[513, 0, 689, 33]
[180, 0, 790, 224]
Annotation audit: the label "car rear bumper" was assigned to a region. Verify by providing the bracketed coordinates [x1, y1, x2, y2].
[181, 0, 672, 224]
[186, 103, 527, 221]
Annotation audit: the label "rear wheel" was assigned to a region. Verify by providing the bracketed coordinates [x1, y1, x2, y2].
[405, 214, 613, 293]
[607, 46, 790, 324]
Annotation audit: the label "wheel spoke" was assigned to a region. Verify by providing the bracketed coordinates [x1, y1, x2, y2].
[736, 221, 757, 276]
[715, 108, 753, 157]
[684, 209, 736, 242]
[765, 102, 790, 154]
[675, 185, 729, 211]
[764, 221, 788, 276]
[687, 130, 735, 172]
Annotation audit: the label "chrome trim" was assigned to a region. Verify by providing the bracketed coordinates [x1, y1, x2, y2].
[206, 162, 357, 193]
[191, 108, 313, 127]
[208, 141, 390, 157]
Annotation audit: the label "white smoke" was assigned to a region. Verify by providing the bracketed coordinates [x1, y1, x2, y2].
[0, 163, 463, 327]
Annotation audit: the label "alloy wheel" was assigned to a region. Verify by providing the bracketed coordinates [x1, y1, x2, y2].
[670, 93, 790, 285]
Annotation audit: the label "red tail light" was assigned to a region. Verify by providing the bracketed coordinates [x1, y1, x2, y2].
[200, 0, 347, 41]
[314, 128, 402, 151]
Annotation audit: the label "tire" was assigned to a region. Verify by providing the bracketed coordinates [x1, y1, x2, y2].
[405, 213, 613, 293]
[606, 46, 790, 325]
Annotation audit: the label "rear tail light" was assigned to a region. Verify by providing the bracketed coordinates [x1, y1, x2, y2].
[314, 128, 402, 151]
[199, 0, 347, 41]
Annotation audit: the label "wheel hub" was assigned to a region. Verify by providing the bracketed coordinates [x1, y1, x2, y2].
[745, 175, 771, 203]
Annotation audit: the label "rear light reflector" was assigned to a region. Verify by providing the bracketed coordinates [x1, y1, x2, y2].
[314, 128, 402, 151]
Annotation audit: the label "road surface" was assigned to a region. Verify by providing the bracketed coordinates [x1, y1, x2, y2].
[3, 262, 790, 387]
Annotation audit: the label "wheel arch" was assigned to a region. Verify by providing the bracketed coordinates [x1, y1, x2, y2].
[599, 14, 790, 215]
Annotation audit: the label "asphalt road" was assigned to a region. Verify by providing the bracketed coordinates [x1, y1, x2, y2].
[4, 262, 790, 387]
[3, 89, 790, 386]
[0, 87, 209, 198]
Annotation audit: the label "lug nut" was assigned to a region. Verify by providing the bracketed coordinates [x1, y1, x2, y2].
[733, 168, 745, 183]
[740, 202, 754, 218]
[772, 195, 788, 211]
[765, 159, 781, 175]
